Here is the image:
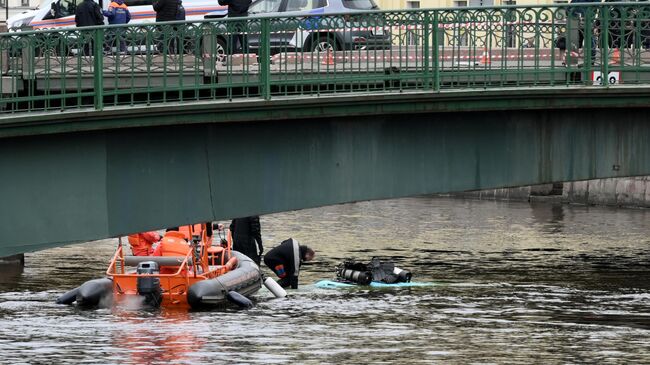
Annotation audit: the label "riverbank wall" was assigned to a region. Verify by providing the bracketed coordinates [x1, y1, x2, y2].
[449, 177, 650, 208]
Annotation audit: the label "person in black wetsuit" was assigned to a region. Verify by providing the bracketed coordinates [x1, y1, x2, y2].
[264, 238, 315, 289]
[230, 216, 263, 265]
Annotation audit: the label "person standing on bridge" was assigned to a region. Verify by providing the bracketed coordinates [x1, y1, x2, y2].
[153, 0, 180, 22]
[264, 238, 315, 289]
[103, 0, 131, 53]
[218, 0, 251, 55]
[75, 0, 104, 55]
[230, 216, 263, 265]
[568, 0, 599, 65]
[153, 0, 185, 53]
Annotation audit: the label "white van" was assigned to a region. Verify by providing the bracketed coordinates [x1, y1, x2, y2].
[6, 0, 227, 31]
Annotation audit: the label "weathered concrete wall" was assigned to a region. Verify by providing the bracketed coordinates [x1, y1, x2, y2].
[460, 186, 536, 201]
[0, 254, 24, 265]
[564, 177, 650, 208]
[452, 177, 650, 208]
[452, 183, 560, 201]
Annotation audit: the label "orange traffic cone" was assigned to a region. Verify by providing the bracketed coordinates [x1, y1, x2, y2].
[479, 47, 491, 65]
[321, 48, 335, 66]
[609, 48, 620, 65]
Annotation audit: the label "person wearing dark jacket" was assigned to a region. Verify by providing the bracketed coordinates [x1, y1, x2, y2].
[230, 216, 263, 265]
[75, 0, 104, 55]
[75, 0, 104, 27]
[153, 0, 179, 22]
[153, 0, 184, 53]
[264, 238, 315, 289]
[218, 0, 251, 54]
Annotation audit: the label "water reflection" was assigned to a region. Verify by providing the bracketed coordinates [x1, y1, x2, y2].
[530, 203, 565, 234]
[1, 197, 650, 363]
[0, 263, 23, 289]
[113, 309, 204, 364]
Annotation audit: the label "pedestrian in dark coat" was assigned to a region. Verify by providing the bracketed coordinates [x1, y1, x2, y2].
[153, 0, 184, 53]
[153, 0, 179, 22]
[75, 0, 104, 55]
[218, 0, 252, 54]
[230, 216, 263, 265]
[219, 0, 251, 17]
[75, 0, 104, 27]
[264, 238, 315, 289]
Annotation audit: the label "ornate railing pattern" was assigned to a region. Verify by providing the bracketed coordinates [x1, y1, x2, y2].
[1, 3, 649, 114]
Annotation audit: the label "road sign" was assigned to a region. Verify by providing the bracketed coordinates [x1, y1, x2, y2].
[592, 71, 621, 85]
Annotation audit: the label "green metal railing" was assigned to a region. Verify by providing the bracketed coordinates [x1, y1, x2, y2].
[1, 3, 649, 115]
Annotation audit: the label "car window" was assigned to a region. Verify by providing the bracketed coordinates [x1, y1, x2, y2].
[55, 0, 83, 18]
[341, 0, 378, 9]
[285, 0, 323, 11]
[249, 0, 283, 13]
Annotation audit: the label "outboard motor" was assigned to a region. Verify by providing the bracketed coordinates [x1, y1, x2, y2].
[136, 261, 162, 307]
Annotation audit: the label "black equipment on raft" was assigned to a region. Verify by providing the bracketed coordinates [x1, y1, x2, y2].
[136, 261, 162, 307]
[336, 258, 412, 285]
[187, 251, 263, 309]
[337, 267, 372, 285]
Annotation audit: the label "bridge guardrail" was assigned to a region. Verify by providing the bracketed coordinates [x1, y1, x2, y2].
[0, 3, 649, 115]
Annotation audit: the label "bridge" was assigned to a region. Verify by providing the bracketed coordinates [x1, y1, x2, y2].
[1, 3, 650, 256]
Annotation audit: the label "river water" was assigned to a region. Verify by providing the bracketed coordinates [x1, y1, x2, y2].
[1, 197, 650, 364]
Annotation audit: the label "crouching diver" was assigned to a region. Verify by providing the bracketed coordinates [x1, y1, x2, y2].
[264, 238, 315, 289]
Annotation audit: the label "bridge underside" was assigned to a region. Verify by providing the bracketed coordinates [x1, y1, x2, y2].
[1, 89, 649, 256]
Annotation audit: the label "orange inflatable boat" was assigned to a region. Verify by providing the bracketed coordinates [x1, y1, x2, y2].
[56, 223, 263, 309]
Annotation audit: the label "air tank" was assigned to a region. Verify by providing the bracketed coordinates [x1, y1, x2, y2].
[337, 267, 372, 285]
[263, 277, 287, 298]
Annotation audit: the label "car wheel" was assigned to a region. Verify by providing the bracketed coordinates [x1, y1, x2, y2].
[216, 37, 227, 62]
[310, 34, 338, 52]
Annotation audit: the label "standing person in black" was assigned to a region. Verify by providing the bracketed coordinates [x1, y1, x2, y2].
[569, 0, 599, 65]
[264, 238, 315, 289]
[153, 0, 184, 53]
[153, 0, 179, 22]
[218, 0, 251, 55]
[230, 216, 263, 265]
[75, 0, 104, 55]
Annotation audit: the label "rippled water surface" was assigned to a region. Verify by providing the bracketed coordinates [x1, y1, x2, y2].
[2, 197, 650, 364]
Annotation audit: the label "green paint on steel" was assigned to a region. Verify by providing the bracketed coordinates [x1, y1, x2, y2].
[1, 87, 650, 139]
[1, 107, 650, 256]
[0, 3, 649, 116]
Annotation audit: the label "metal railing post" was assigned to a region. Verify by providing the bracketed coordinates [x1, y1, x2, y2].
[432, 10, 440, 91]
[601, 4, 610, 87]
[93, 27, 104, 110]
[423, 11, 430, 89]
[260, 18, 271, 100]
[583, 6, 594, 85]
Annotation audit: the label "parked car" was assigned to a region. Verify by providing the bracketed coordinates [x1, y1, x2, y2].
[6, 0, 225, 31]
[204, 0, 392, 55]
